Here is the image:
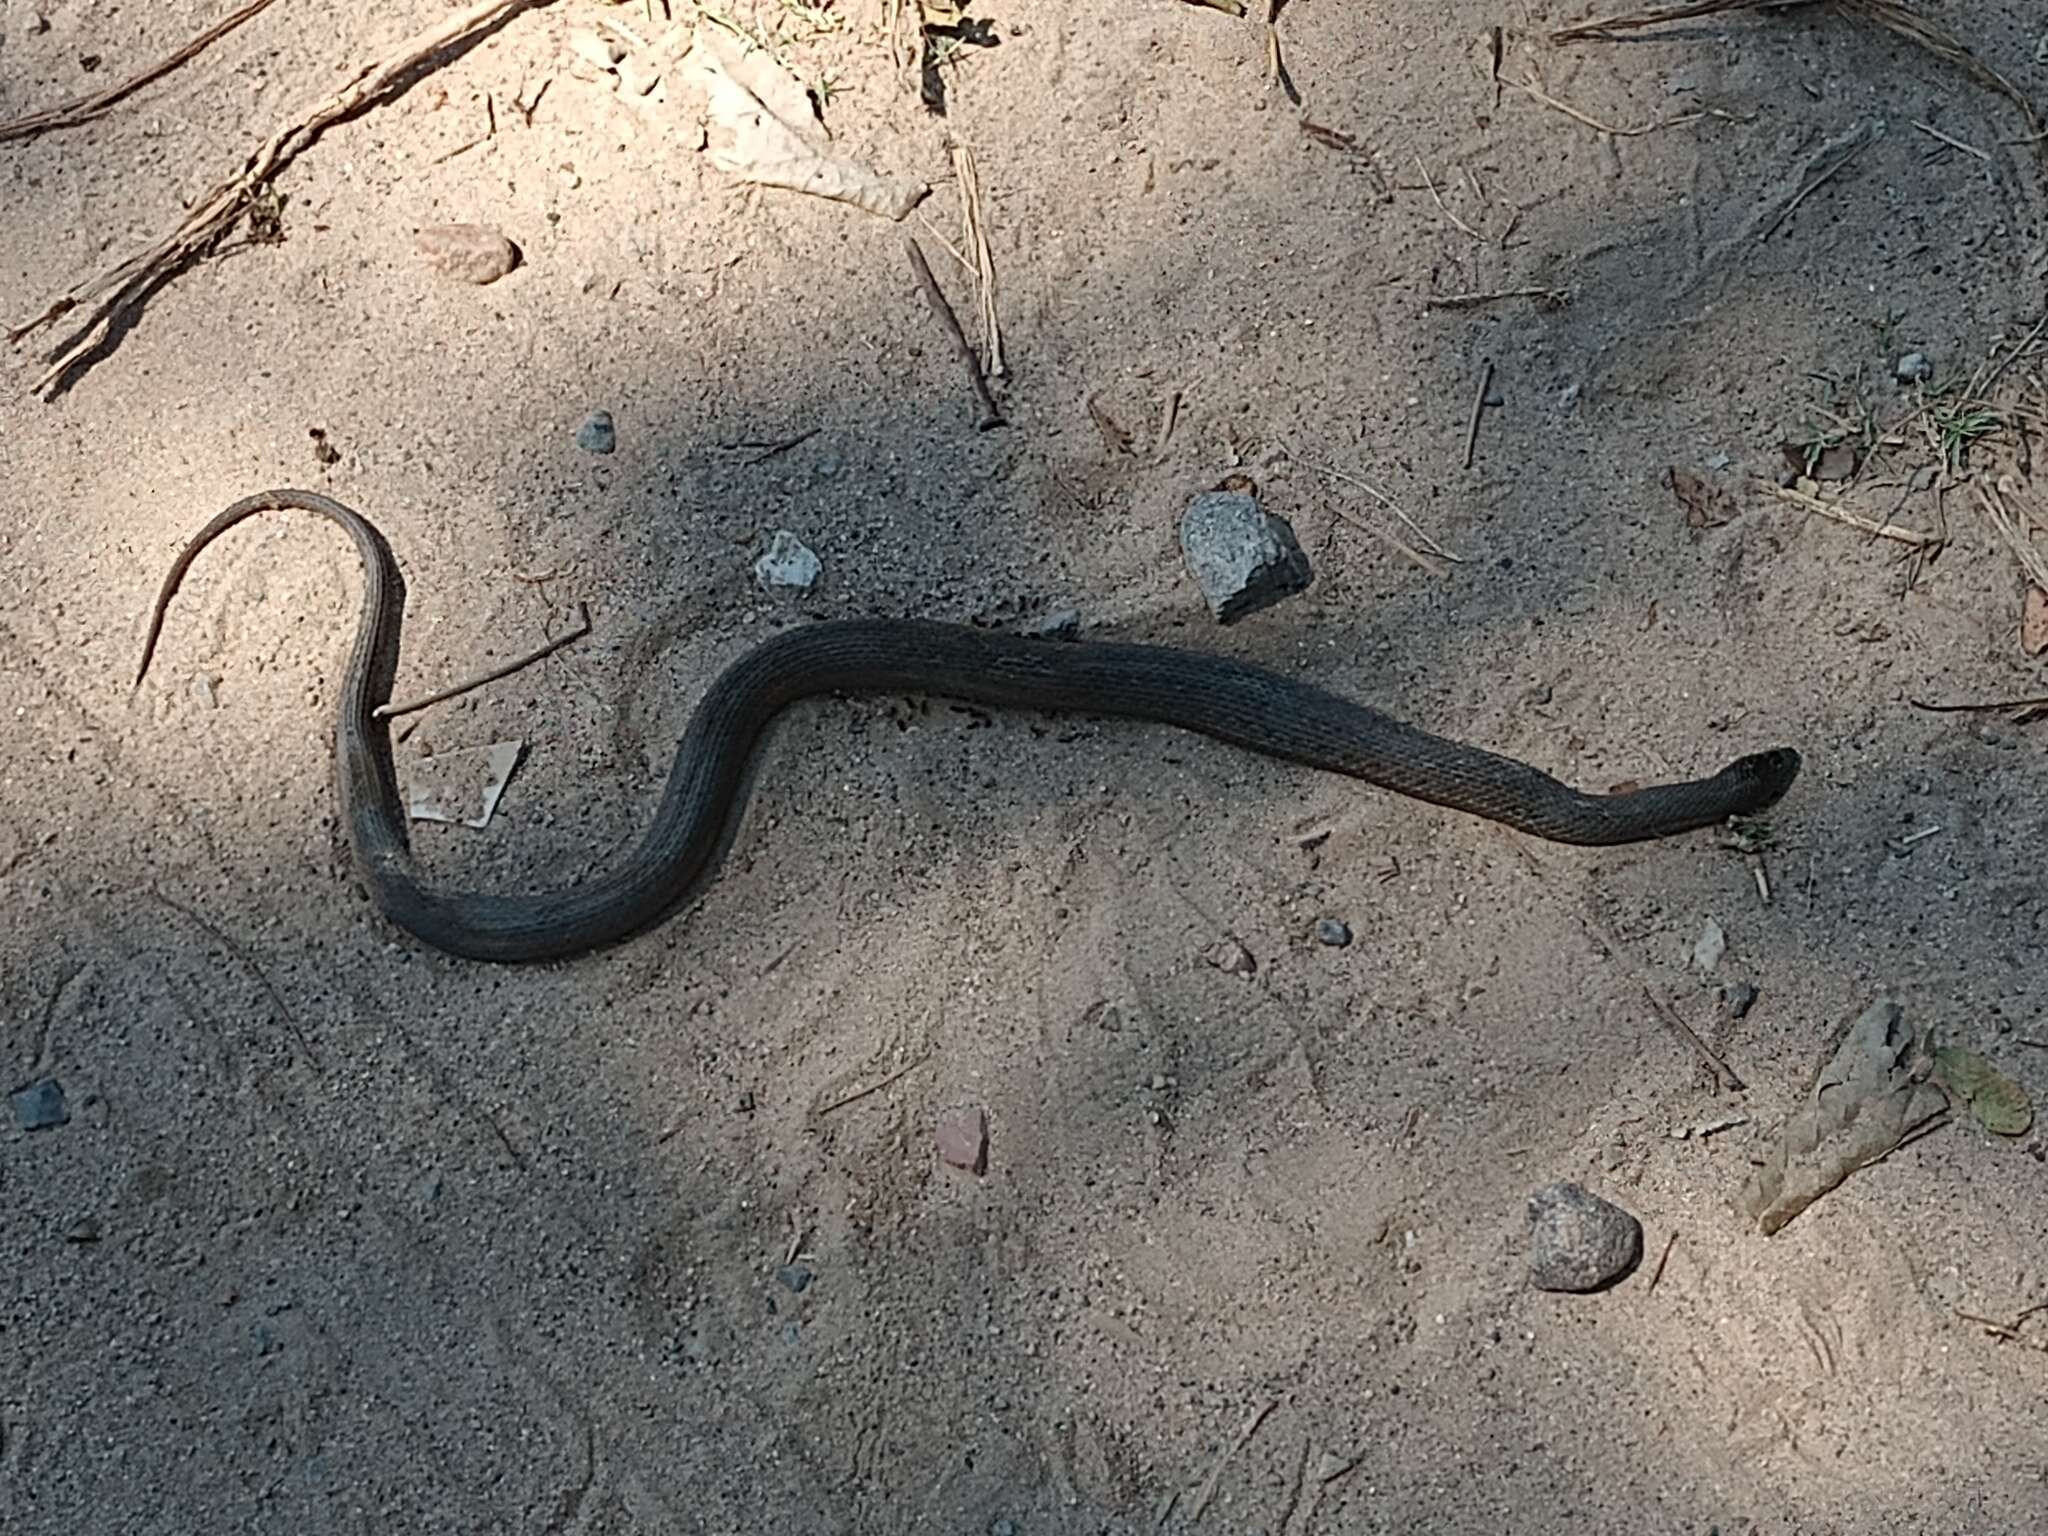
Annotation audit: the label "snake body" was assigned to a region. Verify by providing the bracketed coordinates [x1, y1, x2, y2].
[136, 491, 1801, 963]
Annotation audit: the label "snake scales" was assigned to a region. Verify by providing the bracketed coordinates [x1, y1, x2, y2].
[136, 491, 1801, 963]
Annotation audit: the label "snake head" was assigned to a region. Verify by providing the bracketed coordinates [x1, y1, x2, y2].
[1726, 748, 1802, 812]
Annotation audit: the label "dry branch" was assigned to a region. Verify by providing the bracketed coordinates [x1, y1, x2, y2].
[11, 0, 540, 396]
[0, 0, 281, 144]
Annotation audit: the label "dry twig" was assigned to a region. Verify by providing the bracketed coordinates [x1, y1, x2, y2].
[950, 142, 1005, 379]
[1415, 156, 1484, 240]
[1513, 75, 1708, 137]
[1757, 479, 1942, 548]
[1464, 359, 1495, 469]
[12, 0, 541, 394]
[0, 0, 282, 144]
[1188, 1400, 1277, 1522]
[1426, 287, 1570, 311]
[1973, 475, 2048, 591]
[906, 236, 1004, 429]
[374, 602, 591, 720]
[815, 1053, 933, 1116]
[1647, 1230, 1680, 1292]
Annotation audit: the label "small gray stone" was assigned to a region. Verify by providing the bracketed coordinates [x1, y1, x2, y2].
[414, 223, 520, 285]
[62, 1215, 101, 1244]
[1691, 918, 1726, 975]
[576, 410, 617, 454]
[1895, 351, 1934, 384]
[1315, 918, 1353, 948]
[1720, 980, 1759, 1020]
[775, 1263, 813, 1294]
[11, 1077, 68, 1131]
[1202, 938, 1257, 977]
[1179, 490, 1312, 623]
[1021, 606, 1081, 641]
[1527, 1181, 1643, 1293]
[754, 530, 821, 592]
[936, 1105, 988, 1173]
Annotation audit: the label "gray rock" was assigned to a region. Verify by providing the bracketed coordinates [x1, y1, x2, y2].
[62, 1215, 101, 1244]
[1527, 1180, 1643, 1292]
[936, 1105, 988, 1173]
[1179, 490, 1311, 623]
[1895, 351, 1934, 384]
[11, 1077, 68, 1131]
[576, 410, 617, 454]
[1720, 980, 1759, 1020]
[775, 1263, 813, 1294]
[754, 530, 822, 592]
[414, 222, 520, 285]
[1691, 918, 1726, 975]
[1021, 606, 1081, 641]
[1315, 918, 1353, 947]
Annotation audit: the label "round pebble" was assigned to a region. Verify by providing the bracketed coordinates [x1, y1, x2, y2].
[1527, 1181, 1643, 1293]
[576, 410, 617, 454]
[1315, 918, 1353, 947]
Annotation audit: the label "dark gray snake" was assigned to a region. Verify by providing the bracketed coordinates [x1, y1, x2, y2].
[136, 491, 1801, 963]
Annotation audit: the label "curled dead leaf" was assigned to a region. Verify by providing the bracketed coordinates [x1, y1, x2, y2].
[1668, 466, 1735, 534]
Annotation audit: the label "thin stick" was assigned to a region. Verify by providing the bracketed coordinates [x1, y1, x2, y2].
[147, 887, 321, 1072]
[373, 602, 590, 720]
[1415, 157, 1483, 240]
[1974, 477, 2048, 591]
[738, 426, 821, 465]
[1552, 0, 1819, 43]
[815, 1053, 932, 1116]
[1910, 119, 1990, 160]
[1329, 504, 1447, 576]
[1909, 693, 2048, 714]
[1426, 287, 1570, 311]
[905, 236, 1004, 430]
[1292, 449, 1463, 561]
[1646, 1230, 1679, 1292]
[1756, 479, 1942, 548]
[1151, 387, 1182, 462]
[1758, 125, 1873, 240]
[1188, 1399, 1277, 1522]
[1464, 359, 1494, 469]
[1641, 983, 1747, 1091]
[13, 0, 541, 391]
[0, 0, 282, 144]
[1513, 75, 1706, 137]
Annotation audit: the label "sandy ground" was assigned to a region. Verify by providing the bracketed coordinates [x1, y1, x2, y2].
[5, 2, 2048, 1531]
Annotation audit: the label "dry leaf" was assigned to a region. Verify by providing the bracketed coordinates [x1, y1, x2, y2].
[1933, 1046, 2034, 1136]
[686, 28, 928, 220]
[1739, 998, 1949, 1235]
[401, 741, 524, 829]
[1669, 466, 1735, 534]
[2023, 586, 2048, 657]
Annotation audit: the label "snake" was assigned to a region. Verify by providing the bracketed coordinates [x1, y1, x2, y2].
[135, 490, 1802, 964]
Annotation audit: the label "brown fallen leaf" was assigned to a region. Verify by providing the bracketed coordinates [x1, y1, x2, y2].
[1739, 998, 1949, 1235]
[1668, 465, 1736, 533]
[2022, 586, 2048, 657]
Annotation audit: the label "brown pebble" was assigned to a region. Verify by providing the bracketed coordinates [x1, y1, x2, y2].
[936, 1106, 987, 1174]
[414, 222, 520, 285]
